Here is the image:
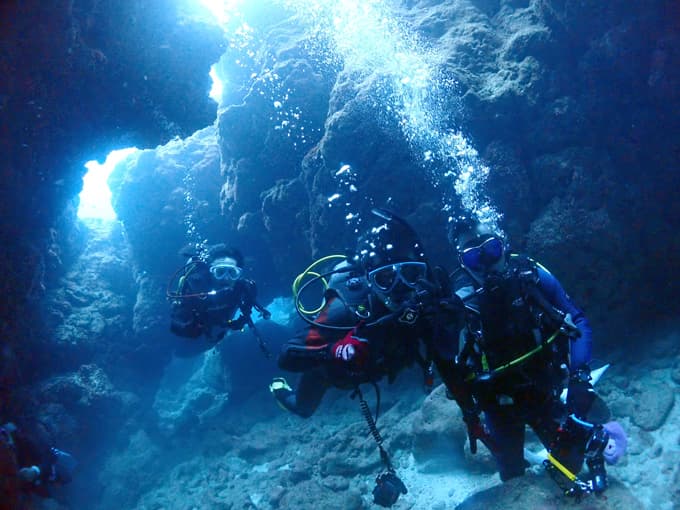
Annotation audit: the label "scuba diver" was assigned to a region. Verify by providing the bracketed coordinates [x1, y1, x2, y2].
[0, 420, 76, 509]
[269, 208, 462, 416]
[448, 217, 626, 497]
[168, 244, 271, 358]
[269, 208, 469, 507]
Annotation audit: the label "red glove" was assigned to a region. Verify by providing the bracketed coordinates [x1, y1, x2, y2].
[331, 332, 369, 373]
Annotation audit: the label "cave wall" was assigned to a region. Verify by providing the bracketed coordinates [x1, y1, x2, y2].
[0, 1, 676, 508]
[0, 3, 679, 499]
[185, 0, 680, 333]
[108, 0, 680, 350]
[435, 0, 680, 327]
[0, 0, 224, 416]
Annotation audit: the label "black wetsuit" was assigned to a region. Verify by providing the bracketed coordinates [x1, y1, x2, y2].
[169, 260, 261, 357]
[452, 255, 594, 480]
[276, 279, 468, 418]
[0, 420, 71, 507]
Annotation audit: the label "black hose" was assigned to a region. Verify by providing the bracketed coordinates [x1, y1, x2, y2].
[245, 316, 271, 358]
[359, 392, 383, 445]
[353, 384, 394, 472]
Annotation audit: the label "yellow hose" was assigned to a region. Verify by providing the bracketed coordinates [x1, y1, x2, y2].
[292, 254, 347, 315]
[465, 329, 561, 382]
[547, 453, 577, 482]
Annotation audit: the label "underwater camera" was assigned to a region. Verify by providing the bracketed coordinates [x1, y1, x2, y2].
[584, 425, 609, 493]
[372, 471, 407, 507]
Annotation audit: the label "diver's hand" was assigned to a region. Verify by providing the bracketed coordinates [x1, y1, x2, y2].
[441, 293, 466, 314]
[332, 335, 369, 373]
[560, 313, 581, 337]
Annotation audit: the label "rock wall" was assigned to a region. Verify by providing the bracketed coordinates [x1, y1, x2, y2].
[1, 1, 679, 506]
[186, 0, 680, 334]
[0, 0, 223, 416]
[77, 0, 680, 428]
[405, 0, 680, 328]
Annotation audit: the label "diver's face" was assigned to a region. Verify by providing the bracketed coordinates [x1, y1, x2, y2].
[368, 261, 427, 311]
[375, 283, 418, 312]
[457, 234, 506, 278]
[209, 257, 242, 287]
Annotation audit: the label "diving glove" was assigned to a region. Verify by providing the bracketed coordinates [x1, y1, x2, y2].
[560, 313, 581, 337]
[331, 334, 369, 373]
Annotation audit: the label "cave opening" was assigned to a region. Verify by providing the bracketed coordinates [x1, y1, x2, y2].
[76, 2, 233, 223]
[77, 147, 138, 221]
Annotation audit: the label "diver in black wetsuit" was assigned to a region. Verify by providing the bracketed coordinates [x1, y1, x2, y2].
[168, 244, 270, 357]
[0, 419, 76, 509]
[269, 209, 468, 419]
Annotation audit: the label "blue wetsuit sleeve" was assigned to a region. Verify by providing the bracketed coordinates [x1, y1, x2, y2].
[536, 264, 592, 371]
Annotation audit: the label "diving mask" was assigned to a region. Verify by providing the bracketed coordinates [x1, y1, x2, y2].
[368, 262, 427, 293]
[459, 236, 504, 272]
[210, 258, 242, 281]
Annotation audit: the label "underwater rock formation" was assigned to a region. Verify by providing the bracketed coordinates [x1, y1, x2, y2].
[455, 475, 644, 509]
[0, 0, 223, 419]
[1, 0, 679, 508]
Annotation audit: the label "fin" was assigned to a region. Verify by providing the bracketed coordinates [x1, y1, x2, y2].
[524, 447, 548, 465]
[269, 377, 292, 394]
[528, 364, 611, 465]
[560, 363, 610, 403]
[591, 363, 610, 385]
[269, 377, 295, 413]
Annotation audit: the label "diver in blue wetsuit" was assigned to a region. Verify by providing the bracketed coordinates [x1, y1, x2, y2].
[449, 218, 617, 497]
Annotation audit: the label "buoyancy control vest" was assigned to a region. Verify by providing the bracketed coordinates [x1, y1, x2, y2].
[285, 259, 441, 387]
[461, 255, 570, 386]
[322, 271, 423, 383]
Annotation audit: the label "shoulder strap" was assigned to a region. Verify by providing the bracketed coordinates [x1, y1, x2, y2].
[510, 255, 568, 328]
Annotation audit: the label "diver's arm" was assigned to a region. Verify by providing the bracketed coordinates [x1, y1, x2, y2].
[536, 265, 592, 371]
[236, 279, 271, 319]
[431, 353, 493, 454]
[277, 296, 348, 372]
